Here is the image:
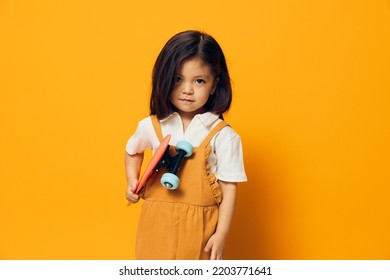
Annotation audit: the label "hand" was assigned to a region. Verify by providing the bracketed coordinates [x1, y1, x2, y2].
[126, 179, 140, 204]
[204, 233, 226, 260]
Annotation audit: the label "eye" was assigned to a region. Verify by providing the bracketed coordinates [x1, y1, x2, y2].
[195, 79, 206, 84]
[175, 76, 183, 83]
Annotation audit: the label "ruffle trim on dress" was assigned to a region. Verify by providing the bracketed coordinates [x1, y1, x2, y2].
[204, 144, 222, 205]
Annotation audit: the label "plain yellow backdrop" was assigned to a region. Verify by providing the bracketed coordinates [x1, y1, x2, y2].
[1, 0, 389, 259]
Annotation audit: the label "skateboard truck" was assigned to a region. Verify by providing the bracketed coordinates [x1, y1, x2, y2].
[156, 141, 193, 190]
[128, 136, 193, 206]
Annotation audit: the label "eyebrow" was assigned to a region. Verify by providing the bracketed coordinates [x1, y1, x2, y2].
[177, 73, 211, 79]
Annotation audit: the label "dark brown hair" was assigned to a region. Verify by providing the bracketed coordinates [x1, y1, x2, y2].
[150, 30, 232, 119]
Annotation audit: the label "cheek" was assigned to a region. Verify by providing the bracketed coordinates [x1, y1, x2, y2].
[170, 89, 177, 99]
[169, 89, 179, 103]
[201, 92, 212, 103]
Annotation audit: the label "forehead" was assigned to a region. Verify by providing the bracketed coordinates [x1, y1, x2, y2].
[178, 57, 214, 76]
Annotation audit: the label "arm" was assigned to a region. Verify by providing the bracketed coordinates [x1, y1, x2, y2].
[125, 152, 144, 204]
[204, 180, 237, 260]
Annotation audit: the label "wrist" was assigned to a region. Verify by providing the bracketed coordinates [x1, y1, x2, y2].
[127, 177, 138, 187]
[214, 230, 228, 241]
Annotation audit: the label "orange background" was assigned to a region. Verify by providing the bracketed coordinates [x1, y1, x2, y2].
[1, 0, 389, 259]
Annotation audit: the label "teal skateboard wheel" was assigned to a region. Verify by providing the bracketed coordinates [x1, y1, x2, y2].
[176, 141, 193, 157]
[161, 173, 180, 190]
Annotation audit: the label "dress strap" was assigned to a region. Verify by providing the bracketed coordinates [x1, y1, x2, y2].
[199, 120, 229, 148]
[150, 115, 164, 142]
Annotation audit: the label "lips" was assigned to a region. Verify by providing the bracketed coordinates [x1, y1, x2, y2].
[179, 98, 194, 103]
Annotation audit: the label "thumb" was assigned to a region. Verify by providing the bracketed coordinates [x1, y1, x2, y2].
[204, 239, 213, 252]
[130, 180, 139, 193]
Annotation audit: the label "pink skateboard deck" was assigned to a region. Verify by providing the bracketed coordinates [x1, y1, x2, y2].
[134, 134, 171, 194]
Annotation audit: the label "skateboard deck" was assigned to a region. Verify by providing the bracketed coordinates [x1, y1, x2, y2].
[134, 134, 171, 194]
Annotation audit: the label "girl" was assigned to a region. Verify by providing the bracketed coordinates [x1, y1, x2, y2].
[125, 30, 247, 260]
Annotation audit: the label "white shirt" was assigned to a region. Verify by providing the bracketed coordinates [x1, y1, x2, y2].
[126, 112, 247, 183]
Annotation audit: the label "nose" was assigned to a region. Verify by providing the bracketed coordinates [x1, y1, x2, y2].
[181, 82, 194, 95]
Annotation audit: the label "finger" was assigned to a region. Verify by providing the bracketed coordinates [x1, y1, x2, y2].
[216, 251, 224, 260]
[131, 182, 139, 192]
[204, 241, 212, 253]
[127, 195, 139, 203]
[126, 193, 139, 204]
[210, 247, 217, 260]
[128, 191, 139, 199]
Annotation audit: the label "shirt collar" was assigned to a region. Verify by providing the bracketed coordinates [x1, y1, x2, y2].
[197, 112, 220, 126]
[160, 112, 220, 127]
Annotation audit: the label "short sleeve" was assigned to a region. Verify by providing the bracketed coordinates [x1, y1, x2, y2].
[214, 127, 247, 182]
[125, 117, 153, 155]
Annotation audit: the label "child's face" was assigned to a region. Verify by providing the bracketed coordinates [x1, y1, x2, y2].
[170, 57, 217, 119]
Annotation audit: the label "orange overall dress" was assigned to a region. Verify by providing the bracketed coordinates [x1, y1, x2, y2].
[135, 115, 228, 260]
